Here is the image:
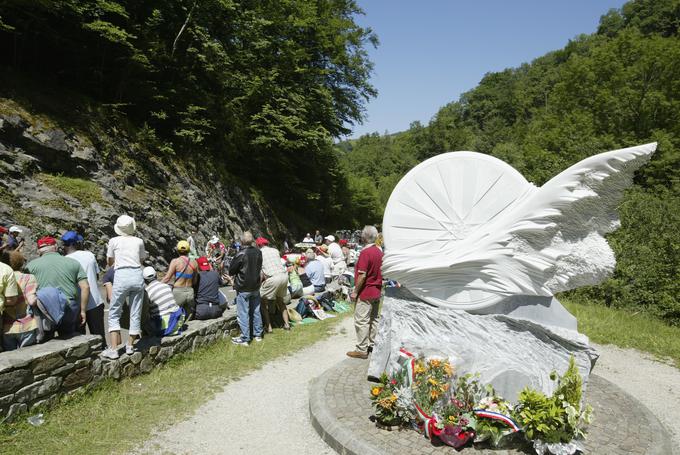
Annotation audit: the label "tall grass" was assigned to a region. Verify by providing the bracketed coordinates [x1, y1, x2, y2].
[563, 298, 680, 367]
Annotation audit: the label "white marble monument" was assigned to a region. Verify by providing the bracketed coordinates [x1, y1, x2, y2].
[369, 143, 656, 400]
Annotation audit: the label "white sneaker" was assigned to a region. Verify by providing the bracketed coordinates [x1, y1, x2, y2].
[253, 336, 263, 342]
[101, 348, 119, 360]
[125, 344, 134, 355]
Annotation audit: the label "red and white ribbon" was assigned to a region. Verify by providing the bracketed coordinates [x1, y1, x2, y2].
[473, 409, 520, 432]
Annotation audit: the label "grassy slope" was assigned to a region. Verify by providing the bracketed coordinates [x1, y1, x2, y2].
[563, 298, 680, 367]
[0, 316, 348, 455]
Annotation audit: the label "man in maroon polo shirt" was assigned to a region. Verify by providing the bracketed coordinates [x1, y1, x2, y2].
[347, 225, 383, 359]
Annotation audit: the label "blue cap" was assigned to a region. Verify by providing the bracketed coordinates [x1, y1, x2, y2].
[61, 230, 84, 245]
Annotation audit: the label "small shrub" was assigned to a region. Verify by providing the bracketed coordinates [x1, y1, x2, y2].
[38, 173, 104, 206]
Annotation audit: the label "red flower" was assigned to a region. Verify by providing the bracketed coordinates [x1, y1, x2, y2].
[390, 379, 397, 385]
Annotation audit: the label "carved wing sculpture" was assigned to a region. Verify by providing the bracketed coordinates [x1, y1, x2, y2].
[382, 143, 657, 310]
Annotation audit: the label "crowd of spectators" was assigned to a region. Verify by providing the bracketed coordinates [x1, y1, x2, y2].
[0, 217, 384, 358]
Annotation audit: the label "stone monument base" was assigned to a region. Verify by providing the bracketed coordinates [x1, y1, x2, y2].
[310, 358, 673, 455]
[368, 289, 598, 401]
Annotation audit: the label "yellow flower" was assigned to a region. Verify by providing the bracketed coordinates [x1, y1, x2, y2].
[448, 415, 456, 422]
[427, 377, 439, 386]
[390, 394, 398, 403]
[371, 386, 383, 397]
[430, 389, 440, 400]
[378, 398, 394, 409]
[414, 363, 426, 375]
[429, 359, 442, 369]
[443, 362, 454, 377]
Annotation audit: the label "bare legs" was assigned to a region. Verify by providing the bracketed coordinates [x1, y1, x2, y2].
[261, 298, 290, 332]
[109, 331, 139, 350]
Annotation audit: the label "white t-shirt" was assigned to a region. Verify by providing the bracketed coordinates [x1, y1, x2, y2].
[67, 250, 104, 311]
[328, 242, 344, 264]
[318, 255, 333, 278]
[107, 235, 147, 269]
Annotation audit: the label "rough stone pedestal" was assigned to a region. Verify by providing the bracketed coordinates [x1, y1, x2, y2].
[368, 290, 598, 401]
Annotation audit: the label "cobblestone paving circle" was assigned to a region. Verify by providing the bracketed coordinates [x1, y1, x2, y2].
[309, 358, 673, 455]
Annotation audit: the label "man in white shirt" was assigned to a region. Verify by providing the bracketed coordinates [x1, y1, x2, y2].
[324, 235, 347, 277]
[62, 230, 106, 341]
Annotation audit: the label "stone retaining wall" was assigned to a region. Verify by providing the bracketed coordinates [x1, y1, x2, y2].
[0, 309, 238, 421]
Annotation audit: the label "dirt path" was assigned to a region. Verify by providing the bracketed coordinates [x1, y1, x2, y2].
[135, 316, 355, 455]
[591, 343, 680, 454]
[135, 320, 680, 454]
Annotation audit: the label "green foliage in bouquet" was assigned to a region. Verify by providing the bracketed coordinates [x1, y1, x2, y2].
[514, 357, 593, 444]
[475, 392, 515, 447]
[436, 375, 482, 437]
[369, 370, 415, 425]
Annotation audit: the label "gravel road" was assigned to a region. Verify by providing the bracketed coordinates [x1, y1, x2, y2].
[135, 319, 680, 454]
[135, 316, 355, 455]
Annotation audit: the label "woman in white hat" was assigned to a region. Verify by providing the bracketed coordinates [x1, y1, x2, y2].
[102, 215, 147, 359]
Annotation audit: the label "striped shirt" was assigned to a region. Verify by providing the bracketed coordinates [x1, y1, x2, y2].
[145, 280, 180, 318]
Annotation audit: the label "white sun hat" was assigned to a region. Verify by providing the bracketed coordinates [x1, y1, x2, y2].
[142, 266, 156, 280]
[114, 215, 136, 236]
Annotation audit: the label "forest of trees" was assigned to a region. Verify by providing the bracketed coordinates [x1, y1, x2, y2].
[0, 0, 377, 227]
[336, 0, 680, 324]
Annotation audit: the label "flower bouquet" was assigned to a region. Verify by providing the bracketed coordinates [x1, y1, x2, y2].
[369, 369, 414, 428]
[436, 397, 477, 449]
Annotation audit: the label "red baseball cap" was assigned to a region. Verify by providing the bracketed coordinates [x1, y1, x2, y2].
[255, 237, 269, 247]
[339, 239, 348, 246]
[37, 236, 57, 248]
[196, 256, 211, 271]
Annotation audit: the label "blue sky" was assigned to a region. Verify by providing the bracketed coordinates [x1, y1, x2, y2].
[348, 0, 628, 138]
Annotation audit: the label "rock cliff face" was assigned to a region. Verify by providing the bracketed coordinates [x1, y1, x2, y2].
[0, 98, 287, 266]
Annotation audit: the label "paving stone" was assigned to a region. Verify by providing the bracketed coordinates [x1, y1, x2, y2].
[309, 358, 674, 455]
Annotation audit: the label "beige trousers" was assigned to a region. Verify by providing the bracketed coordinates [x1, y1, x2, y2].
[354, 298, 380, 353]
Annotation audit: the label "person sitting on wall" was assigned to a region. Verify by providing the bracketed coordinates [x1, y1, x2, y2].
[205, 236, 226, 272]
[316, 244, 333, 283]
[162, 240, 198, 321]
[5, 226, 25, 252]
[1, 251, 36, 350]
[142, 266, 185, 337]
[193, 256, 227, 320]
[287, 257, 314, 299]
[303, 249, 326, 293]
[324, 235, 347, 278]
